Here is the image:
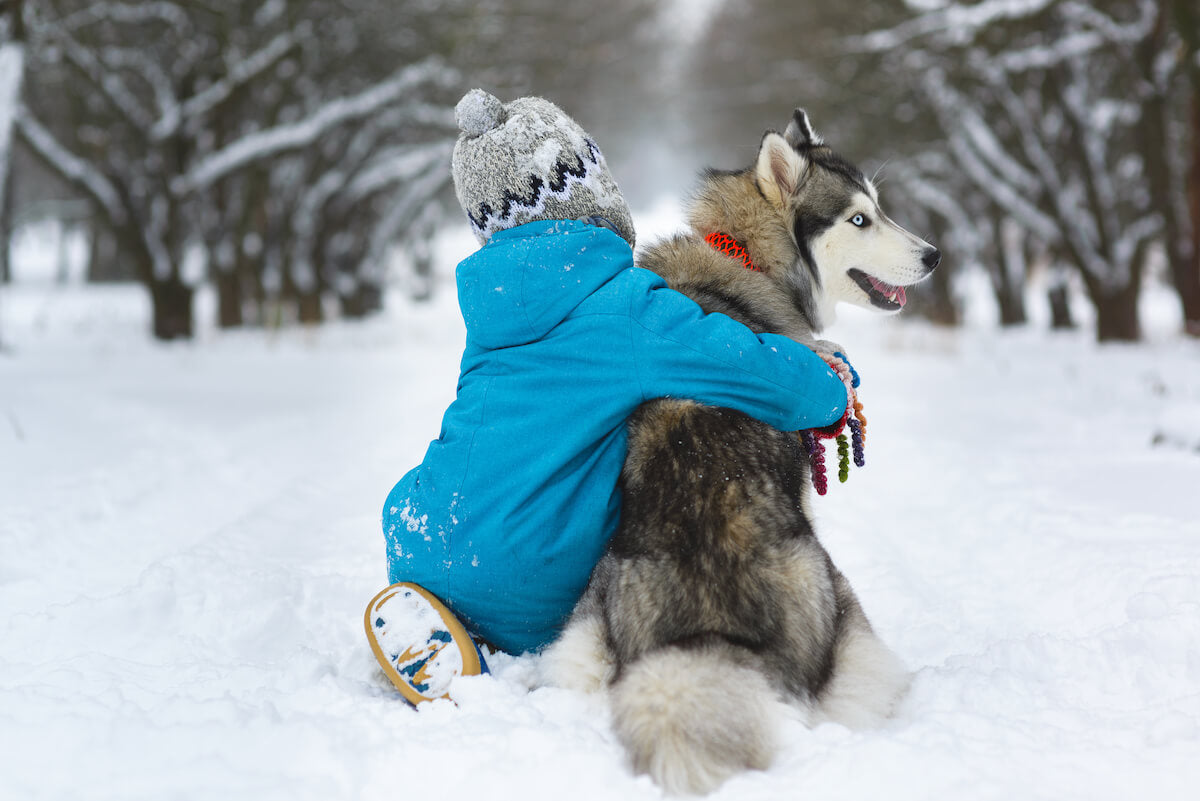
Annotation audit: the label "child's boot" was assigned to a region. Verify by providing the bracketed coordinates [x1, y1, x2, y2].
[364, 582, 488, 705]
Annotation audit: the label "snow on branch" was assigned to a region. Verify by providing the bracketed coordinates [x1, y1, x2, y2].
[988, 30, 1114, 74]
[958, 105, 1040, 195]
[946, 130, 1059, 242]
[151, 22, 312, 141]
[855, 0, 1153, 57]
[14, 106, 127, 225]
[360, 159, 451, 288]
[289, 140, 454, 291]
[892, 161, 988, 255]
[57, 1, 191, 33]
[1113, 213, 1163, 273]
[97, 45, 176, 122]
[850, 0, 1056, 52]
[1058, 0, 1157, 48]
[171, 57, 458, 196]
[53, 27, 155, 130]
[921, 70, 1059, 239]
[341, 141, 454, 204]
[986, 1, 1158, 75]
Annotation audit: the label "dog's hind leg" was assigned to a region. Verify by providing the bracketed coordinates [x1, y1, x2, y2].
[539, 579, 615, 694]
[815, 570, 910, 728]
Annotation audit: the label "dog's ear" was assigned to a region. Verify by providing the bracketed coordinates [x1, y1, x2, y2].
[756, 132, 806, 208]
[784, 108, 823, 149]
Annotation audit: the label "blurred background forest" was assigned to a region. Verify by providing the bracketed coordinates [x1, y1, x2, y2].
[0, 0, 1197, 343]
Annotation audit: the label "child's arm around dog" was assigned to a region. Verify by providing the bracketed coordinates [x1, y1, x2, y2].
[625, 268, 848, 431]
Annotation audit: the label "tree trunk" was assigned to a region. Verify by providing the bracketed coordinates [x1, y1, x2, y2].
[1173, 0, 1200, 336]
[995, 284, 1027, 326]
[0, 1, 25, 286]
[1184, 92, 1200, 336]
[920, 265, 959, 326]
[150, 278, 194, 340]
[0, 163, 11, 284]
[1048, 284, 1075, 330]
[297, 290, 323, 324]
[1094, 283, 1141, 342]
[55, 223, 70, 283]
[340, 283, 384, 319]
[215, 268, 243, 328]
[991, 218, 1027, 326]
[85, 224, 125, 282]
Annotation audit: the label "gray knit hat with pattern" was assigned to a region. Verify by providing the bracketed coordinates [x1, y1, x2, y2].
[451, 89, 635, 249]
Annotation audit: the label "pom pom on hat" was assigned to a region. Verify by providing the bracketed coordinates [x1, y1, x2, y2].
[456, 89, 505, 138]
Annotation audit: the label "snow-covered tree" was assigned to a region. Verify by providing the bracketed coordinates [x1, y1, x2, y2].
[11, 0, 666, 338]
[15, 0, 459, 338]
[859, 0, 1195, 341]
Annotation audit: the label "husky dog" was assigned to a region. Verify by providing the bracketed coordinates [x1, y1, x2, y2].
[541, 109, 939, 795]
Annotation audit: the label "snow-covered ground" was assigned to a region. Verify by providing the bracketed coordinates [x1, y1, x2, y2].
[2, 211, 1199, 800]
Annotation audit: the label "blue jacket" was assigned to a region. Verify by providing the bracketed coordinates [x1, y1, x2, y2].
[383, 219, 846, 654]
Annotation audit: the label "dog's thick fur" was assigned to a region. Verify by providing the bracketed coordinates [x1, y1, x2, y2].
[541, 110, 939, 795]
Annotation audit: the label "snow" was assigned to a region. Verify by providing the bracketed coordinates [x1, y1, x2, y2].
[2, 212, 1200, 800]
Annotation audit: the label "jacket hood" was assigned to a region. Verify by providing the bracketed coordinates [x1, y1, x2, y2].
[456, 219, 634, 349]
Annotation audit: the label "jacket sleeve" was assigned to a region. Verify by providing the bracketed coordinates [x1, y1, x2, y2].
[627, 270, 848, 431]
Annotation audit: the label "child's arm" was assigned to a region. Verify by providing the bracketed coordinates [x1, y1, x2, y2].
[627, 275, 849, 431]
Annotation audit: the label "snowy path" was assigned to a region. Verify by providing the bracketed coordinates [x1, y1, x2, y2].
[2, 282, 1199, 800]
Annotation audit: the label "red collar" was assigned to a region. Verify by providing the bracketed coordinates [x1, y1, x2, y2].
[704, 232, 762, 272]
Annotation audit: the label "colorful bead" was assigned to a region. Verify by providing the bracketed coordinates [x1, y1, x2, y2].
[848, 418, 865, 467]
[800, 430, 828, 495]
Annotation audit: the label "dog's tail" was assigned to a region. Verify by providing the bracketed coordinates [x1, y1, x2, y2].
[610, 640, 784, 795]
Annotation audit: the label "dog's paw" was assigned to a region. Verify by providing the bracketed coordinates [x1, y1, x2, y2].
[538, 616, 614, 694]
[812, 339, 847, 361]
[813, 341, 861, 390]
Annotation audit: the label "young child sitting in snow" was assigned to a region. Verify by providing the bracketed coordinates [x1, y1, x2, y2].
[364, 89, 851, 705]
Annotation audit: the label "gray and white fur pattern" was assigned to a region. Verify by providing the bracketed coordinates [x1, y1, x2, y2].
[541, 108, 939, 795]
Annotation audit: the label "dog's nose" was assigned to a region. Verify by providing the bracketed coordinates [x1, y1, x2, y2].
[922, 247, 941, 272]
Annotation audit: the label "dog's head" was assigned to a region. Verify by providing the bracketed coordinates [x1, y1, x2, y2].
[754, 109, 939, 325]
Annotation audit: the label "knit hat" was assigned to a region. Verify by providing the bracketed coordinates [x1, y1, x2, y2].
[451, 89, 636, 249]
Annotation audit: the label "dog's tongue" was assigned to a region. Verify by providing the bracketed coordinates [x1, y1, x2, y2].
[869, 275, 907, 307]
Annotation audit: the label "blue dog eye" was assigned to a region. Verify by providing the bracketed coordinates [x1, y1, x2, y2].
[851, 214, 867, 227]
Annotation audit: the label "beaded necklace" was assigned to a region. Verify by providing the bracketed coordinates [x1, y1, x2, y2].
[799, 354, 867, 496]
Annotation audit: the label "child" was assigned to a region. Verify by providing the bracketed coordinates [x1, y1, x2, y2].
[364, 89, 850, 704]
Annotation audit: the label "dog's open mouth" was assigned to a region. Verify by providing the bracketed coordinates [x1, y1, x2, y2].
[848, 269, 907, 311]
